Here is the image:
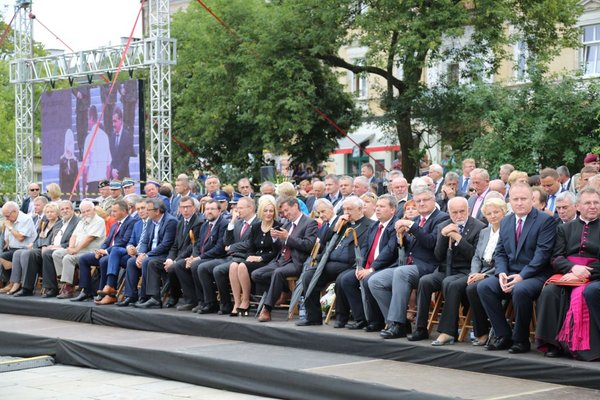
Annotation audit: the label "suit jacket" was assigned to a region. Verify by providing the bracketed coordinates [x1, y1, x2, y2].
[326, 216, 375, 266]
[457, 175, 470, 194]
[434, 216, 485, 274]
[109, 126, 134, 179]
[551, 218, 600, 280]
[470, 226, 496, 275]
[192, 215, 228, 260]
[224, 217, 255, 258]
[138, 213, 178, 257]
[128, 218, 148, 248]
[402, 209, 450, 275]
[50, 216, 81, 248]
[437, 191, 468, 213]
[494, 207, 557, 279]
[167, 213, 202, 261]
[363, 216, 399, 271]
[102, 215, 137, 252]
[20, 197, 32, 214]
[325, 193, 341, 207]
[394, 195, 412, 220]
[305, 195, 319, 212]
[279, 214, 319, 270]
[467, 189, 489, 222]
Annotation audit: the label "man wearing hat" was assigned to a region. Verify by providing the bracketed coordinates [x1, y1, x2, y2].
[212, 190, 231, 217]
[102, 181, 123, 213]
[95, 180, 111, 205]
[122, 179, 136, 196]
[144, 180, 171, 214]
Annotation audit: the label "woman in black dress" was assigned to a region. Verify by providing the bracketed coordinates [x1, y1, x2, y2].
[229, 195, 281, 316]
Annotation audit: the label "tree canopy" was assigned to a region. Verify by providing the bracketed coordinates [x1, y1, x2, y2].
[170, 0, 359, 180]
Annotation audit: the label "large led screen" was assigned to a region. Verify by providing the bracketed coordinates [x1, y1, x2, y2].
[40, 80, 145, 199]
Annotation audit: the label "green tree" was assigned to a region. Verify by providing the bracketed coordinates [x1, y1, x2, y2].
[280, 0, 582, 179]
[414, 73, 600, 175]
[170, 1, 359, 181]
[0, 17, 16, 196]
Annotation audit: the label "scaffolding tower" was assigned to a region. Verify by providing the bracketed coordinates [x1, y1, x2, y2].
[9, 0, 176, 201]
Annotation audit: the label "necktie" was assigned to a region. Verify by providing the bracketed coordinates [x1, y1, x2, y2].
[319, 222, 329, 238]
[365, 224, 384, 269]
[462, 177, 470, 193]
[201, 223, 213, 255]
[515, 218, 523, 244]
[458, 224, 464, 235]
[419, 216, 426, 228]
[115, 134, 120, 147]
[136, 221, 147, 252]
[111, 221, 122, 246]
[282, 223, 296, 261]
[240, 222, 250, 238]
[548, 195, 556, 212]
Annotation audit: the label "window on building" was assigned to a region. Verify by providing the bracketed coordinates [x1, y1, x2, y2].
[583, 24, 600, 76]
[515, 40, 529, 81]
[349, 59, 368, 99]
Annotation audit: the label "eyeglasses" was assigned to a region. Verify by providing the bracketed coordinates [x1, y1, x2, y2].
[30, 188, 40, 192]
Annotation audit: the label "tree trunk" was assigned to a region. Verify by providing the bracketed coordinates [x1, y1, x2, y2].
[396, 115, 418, 180]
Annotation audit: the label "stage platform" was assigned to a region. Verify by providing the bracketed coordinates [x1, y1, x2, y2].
[1, 295, 600, 397]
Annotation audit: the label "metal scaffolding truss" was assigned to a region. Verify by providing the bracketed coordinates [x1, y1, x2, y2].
[9, 0, 176, 199]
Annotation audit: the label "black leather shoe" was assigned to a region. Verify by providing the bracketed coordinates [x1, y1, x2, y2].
[346, 320, 368, 330]
[164, 297, 179, 308]
[486, 336, 513, 351]
[508, 341, 531, 354]
[70, 291, 93, 302]
[408, 328, 429, 342]
[365, 322, 385, 332]
[218, 304, 233, 315]
[199, 303, 219, 314]
[132, 297, 149, 308]
[136, 297, 162, 309]
[13, 288, 33, 297]
[333, 320, 348, 329]
[544, 347, 564, 358]
[42, 289, 58, 298]
[295, 319, 323, 326]
[116, 297, 137, 307]
[380, 322, 407, 339]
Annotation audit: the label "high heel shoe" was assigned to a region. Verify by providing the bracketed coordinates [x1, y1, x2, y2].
[8, 284, 21, 295]
[229, 309, 239, 317]
[237, 307, 249, 317]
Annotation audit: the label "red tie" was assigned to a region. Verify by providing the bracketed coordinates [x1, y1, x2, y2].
[110, 222, 122, 246]
[240, 222, 250, 238]
[365, 224, 384, 269]
[201, 223, 212, 255]
[515, 218, 523, 244]
[419, 216, 426, 228]
[282, 223, 296, 261]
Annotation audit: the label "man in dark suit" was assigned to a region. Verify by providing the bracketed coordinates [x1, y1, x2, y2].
[132, 198, 178, 308]
[437, 171, 468, 213]
[18, 201, 79, 296]
[170, 174, 196, 217]
[478, 183, 556, 353]
[196, 197, 255, 314]
[408, 197, 485, 342]
[109, 107, 134, 180]
[540, 167, 565, 214]
[145, 196, 202, 309]
[390, 177, 410, 219]
[429, 163, 445, 197]
[71, 200, 136, 303]
[255, 197, 318, 322]
[20, 183, 42, 215]
[305, 180, 325, 213]
[298, 196, 375, 326]
[324, 174, 341, 207]
[361, 163, 384, 196]
[72, 86, 90, 160]
[336, 194, 398, 331]
[369, 188, 449, 339]
[175, 199, 228, 312]
[457, 158, 476, 194]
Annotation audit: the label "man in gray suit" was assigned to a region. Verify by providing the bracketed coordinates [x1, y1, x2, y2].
[255, 197, 318, 322]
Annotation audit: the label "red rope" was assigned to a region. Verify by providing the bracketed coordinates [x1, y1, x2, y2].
[0, 10, 17, 49]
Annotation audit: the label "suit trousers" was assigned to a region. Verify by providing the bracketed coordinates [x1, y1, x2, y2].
[52, 248, 87, 284]
[415, 270, 445, 330]
[465, 278, 491, 337]
[8, 249, 30, 283]
[78, 252, 105, 293]
[187, 258, 215, 305]
[42, 249, 60, 291]
[369, 264, 420, 324]
[437, 273, 469, 336]
[146, 257, 169, 298]
[337, 268, 383, 325]
[174, 259, 201, 306]
[100, 247, 129, 288]
[477, 274, 545, 342]
[23, 249, 43, 290]
[584, 281, 600, 334]
[197, 257, 233, 306]
[251, 261, 279, 296]
[257, 260, 300, 309]
[302, 261, 351, 322]
[124, 256, 151, 299]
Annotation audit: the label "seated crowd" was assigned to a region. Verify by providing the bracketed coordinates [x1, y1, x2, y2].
[1, 155, 600, 361]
